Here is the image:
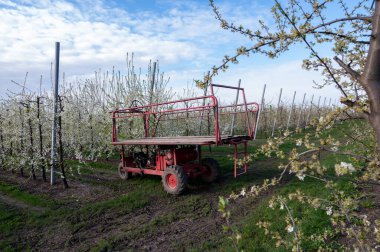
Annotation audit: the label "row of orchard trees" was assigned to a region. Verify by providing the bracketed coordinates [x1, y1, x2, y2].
[0, 52, 338, 185]
[0, 54, 173, 184]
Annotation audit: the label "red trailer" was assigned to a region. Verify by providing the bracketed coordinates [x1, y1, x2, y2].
[111, 83, 259, 194]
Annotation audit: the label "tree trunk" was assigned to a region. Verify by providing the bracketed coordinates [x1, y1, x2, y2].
[367, 82, 380, 152]
[361, 0, 380, 152]
[19, 107, 24, 177]
[28, 115, 36, 180]
[0, 116, 4, 170]
[58, 98, 69, 189]
[37, 97, 47, 182]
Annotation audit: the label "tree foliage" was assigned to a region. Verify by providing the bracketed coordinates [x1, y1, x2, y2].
[0, 54, 173, 181]
[206, 0, 380, 151]
[209, 1, 380, 250]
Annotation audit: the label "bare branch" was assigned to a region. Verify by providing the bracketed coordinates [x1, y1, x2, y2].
[275, 0, 349, 97]
[333, 56, 361, 81]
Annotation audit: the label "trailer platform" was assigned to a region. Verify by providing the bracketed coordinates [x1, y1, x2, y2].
[110, 83, 260, 194]
[112, 135, 251, 146]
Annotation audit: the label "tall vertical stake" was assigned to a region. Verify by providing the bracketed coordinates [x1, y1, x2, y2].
[230, 79, 241, 136]
[316, 96, 321, 117]
[286, 91, 296, 131]
[296, 93, 306, 129]
[328, 98, 332, 112]
[199, 71, 210, 135]
[306, 94, 314, 126]
[51, 42, 60, 185]
[254, 84, 266, 139]
[271, 88, 282, 137]
[149, 61, 157, 105]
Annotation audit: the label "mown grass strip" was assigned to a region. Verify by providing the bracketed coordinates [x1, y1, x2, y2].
[0, 181, 55, 208]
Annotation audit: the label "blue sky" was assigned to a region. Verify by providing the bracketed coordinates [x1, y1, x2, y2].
[0, 0, 345, 104]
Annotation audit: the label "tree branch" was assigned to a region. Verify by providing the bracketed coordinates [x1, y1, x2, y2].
[333, 56, 362, 81]
[275, 0, 349, 97]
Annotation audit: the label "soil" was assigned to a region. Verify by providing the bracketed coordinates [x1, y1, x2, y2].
[0, 159, 280, 252]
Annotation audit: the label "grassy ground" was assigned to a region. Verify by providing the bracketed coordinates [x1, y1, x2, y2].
[0, 120, 377, 251]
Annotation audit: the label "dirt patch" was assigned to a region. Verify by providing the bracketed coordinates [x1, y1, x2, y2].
[0, 159, 283, 251]
[0, 169, 116, 205]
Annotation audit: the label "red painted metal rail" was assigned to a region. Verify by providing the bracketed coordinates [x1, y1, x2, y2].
[111, 83, 260, 179]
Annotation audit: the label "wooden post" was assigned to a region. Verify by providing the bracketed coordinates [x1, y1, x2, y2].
[255, 84, 266, 139]
[286, 91, 296, 131]
[271, 88, 282, 137]
[316, 96, 321, 117]
[230, 79, 241, 136]
[199, 71, 210, 135]
[296, 93, 306, 129]
[306, 94, 314, 126]
[149, 61, 157, 105]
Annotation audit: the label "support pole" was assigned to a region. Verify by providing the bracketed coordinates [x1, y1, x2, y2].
[149, 61, 157, 105]
[286, 91, 296, 131]
[306, 94, 314, 126]
[199, 71, 210, 135]
[50, 42, 60, 185]
[271, 88, 282, 137]
[316, 96, 321, 117]
[254, 84, 266, 139]
[296, 93, 306, 129]
[328, 98, 332, 112]
[230, 79, 241, 136]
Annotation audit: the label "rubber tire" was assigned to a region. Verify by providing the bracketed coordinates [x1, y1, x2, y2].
[162, 165, 187, 195]
[118, 162, 131, 180]
[201, 158, 221, 183]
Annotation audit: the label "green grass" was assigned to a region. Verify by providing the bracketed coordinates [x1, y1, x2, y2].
[0, 119, 373, 251]
[212, 120, 370, 251]
[0, 181, 55, 208]
[216, 176, 352, 251]
[66, 190, 150, 233]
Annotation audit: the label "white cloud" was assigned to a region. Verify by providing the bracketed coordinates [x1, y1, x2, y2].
[0, 0, 210, 92]
[210, 60, 341, 105]
[0, 0, 342, 108]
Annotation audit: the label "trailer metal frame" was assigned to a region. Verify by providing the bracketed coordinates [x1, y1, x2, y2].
[111, 83, 259, 194]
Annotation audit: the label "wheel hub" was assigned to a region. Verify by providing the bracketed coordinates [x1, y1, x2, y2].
[166, 173, 177, 189]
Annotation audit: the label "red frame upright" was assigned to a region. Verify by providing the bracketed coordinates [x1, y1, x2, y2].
[111, 83, 260, 178]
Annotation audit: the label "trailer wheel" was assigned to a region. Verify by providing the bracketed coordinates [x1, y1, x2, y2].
[201, 158, 221, 183]
[118, 162, 131, 180]
[162, 165, 187, 195]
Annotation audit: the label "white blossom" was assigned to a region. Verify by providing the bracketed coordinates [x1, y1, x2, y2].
[326, 206, 332, 216]
[341, 162, 355, 172]
[240, 188, 246, 197]
[335, 162, 356, 176]
[296, 139, 302, 146]
[330, 146, 338, 152]
[296, 173, 305, 181]
[286, 225, 294, 233]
